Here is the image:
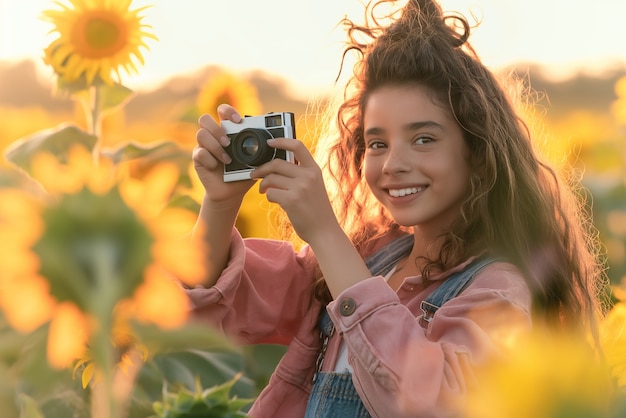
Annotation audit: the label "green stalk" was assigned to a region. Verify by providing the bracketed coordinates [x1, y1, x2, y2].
[88, 237, 120, 418]
[88, 85, 103, 164]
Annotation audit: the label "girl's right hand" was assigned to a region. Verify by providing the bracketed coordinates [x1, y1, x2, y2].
[193, 104, 255, 204]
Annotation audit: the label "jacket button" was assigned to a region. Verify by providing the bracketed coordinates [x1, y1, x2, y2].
[339, 298, 356, 316]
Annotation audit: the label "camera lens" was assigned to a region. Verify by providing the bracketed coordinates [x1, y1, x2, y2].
[241, 136, 260, 157]
[232, 128, 275, 166]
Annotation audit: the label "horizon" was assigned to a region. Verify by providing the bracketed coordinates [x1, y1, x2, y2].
[1, 56, 622, 122]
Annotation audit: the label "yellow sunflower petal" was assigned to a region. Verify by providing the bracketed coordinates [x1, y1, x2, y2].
[118, 162, 179, 219]
[466, 329, 612, 418]
[600, 302, 626, 387]
[149, 207, 197, 238]
[0, 248, 40, 281]
[31, 152, 84, 195]
[72, 351, 92, 378]
[66, 144, 116, 195]
[0, 275, 56, 333]
[47, 302, 89, 369]
[147, 208, 207, 286]
[81, 362, 97, 388]
[66, 144, 93, 179]
[86, 157, 116, 195]
[153, 240, 207, 287]
[132, 264, 189, 329]
[0, 189, 44, 247]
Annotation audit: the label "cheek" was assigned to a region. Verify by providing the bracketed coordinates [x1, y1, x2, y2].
[362, 157, 378, 188]
[444, 157, 472, 194]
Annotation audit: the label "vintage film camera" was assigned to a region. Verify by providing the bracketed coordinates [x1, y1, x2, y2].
[222, 112, 296, 182]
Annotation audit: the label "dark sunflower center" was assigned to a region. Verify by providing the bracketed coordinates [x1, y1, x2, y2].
[215, 91, 235, 108]
[73, 11, 128, 58]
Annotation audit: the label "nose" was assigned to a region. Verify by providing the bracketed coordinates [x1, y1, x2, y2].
[382, 143, 411, 175]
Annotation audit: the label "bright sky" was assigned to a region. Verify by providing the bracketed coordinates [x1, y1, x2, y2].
[1, 0, 625, 95]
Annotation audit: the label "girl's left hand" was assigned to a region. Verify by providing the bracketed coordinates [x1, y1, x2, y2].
[250, 137, 341, 245]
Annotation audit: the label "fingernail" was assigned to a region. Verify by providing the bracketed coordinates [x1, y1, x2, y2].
[220, 136, 231, 147]
[222, 153, 232, 164]
[232, 114, 242, 123]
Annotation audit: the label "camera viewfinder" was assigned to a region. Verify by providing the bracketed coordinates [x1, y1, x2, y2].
[265, 114, 282, 128]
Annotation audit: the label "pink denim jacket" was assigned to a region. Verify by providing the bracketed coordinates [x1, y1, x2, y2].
[186, 229, 532, 417]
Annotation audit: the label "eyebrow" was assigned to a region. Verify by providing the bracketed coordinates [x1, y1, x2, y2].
[364, 120, 444, 137]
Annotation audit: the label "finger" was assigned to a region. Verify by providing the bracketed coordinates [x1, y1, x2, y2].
[263, 186, 309, 209]
[198, 114, 231, 148]
[267, 138, 315, 167]
[198, 113, 219, 130]
[264, 186, 288, 205]
[192, 145, 220, 171]
[252, 158, 300, 181]
[217, 104, 242, 123]
[257, 171, 293, 194]
[196, 127, 232, 164]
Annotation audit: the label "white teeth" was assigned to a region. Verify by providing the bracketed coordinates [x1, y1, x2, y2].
[389, 187, 424, 197]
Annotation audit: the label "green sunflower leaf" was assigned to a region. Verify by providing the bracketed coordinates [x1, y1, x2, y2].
[3, 124, 97, 175]
[98, 83, 135, 114]
[131, 322, 237, 355]
[103, 140, 193, 188]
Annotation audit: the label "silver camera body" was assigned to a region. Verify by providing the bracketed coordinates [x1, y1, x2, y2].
[222, 112, 296, 182]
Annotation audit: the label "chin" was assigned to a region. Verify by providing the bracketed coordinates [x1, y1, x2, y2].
[389, 215, 419, 228]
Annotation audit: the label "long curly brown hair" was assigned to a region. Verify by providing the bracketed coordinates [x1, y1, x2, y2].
[286, 0, 607, 341]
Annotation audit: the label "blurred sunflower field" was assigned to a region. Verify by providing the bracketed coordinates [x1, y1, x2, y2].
[0, 0, 625, 417]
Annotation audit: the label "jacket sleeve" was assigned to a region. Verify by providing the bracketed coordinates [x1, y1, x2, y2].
[185, 228, 318, 345]
[326, 262, 532, 418]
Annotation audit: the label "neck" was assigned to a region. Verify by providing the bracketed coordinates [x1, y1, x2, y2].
[410, 227, 444, 260]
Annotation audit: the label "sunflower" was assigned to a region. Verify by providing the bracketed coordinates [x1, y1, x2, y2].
[465, 329, 612, 418]
[600, 284, 626, 388]
[0, 145, 206, 370]
[196, 71, 262, 122]
[42, 0, 157, 86]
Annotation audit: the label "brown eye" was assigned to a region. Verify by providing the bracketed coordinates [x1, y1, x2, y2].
[415, 136, 434, 145]
[367, 140, 386, 150]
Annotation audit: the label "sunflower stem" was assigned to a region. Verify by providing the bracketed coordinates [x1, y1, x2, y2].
[89, 85, 103, 164]
[88, 237, 122, 418]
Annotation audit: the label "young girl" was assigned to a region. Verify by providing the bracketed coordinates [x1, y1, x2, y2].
[188, 0, 606, 416]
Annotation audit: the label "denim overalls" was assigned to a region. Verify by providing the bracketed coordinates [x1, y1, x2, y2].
[304, 235, 496, 417]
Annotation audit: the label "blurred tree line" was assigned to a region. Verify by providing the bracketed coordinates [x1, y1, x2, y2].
[1, 59, 624, 285]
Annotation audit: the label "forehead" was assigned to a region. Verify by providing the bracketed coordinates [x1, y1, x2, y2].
[363, 84, 451, 125]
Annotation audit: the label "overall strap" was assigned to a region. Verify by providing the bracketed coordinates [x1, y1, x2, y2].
[420, 258, 498, 323]
[365, 234, 415, 277]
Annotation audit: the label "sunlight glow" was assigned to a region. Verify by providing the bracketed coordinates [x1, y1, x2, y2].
[1, 0, 625, 92]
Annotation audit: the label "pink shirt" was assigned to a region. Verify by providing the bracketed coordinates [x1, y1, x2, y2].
[186, 229, 532, 417]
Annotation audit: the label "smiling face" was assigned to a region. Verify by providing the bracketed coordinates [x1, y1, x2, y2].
[362, 84, 471, 235]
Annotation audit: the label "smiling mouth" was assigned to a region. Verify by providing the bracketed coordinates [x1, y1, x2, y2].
[388, 186, 426, 197]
